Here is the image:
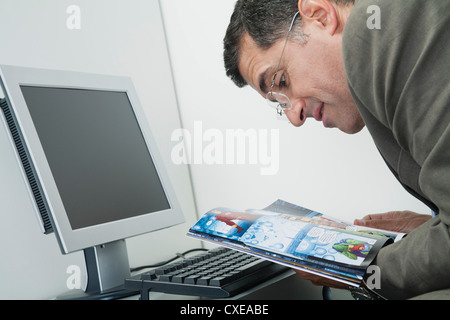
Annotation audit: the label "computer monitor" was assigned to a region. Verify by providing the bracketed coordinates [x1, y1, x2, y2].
[0, 64, 185, 299]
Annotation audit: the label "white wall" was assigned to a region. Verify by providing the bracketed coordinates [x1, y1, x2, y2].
[0, 0, 429, 299]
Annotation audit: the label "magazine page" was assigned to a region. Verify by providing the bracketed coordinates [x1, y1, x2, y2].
[187, 204, 391, 285]
[263, 199, 406, 242]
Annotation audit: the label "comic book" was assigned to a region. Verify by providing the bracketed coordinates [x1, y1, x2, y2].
[187, 199, 404, 287]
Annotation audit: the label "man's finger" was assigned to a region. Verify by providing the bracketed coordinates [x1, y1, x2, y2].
[354, 218, 396, 229]
[358, 211, 400, 221]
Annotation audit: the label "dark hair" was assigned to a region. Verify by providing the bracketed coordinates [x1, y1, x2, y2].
[223, 0, 355, 88]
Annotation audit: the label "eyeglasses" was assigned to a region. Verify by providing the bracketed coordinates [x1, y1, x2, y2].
[266, 11, 300, 120]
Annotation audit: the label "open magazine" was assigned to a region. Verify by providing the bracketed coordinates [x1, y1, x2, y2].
[187, 199, 404, 287]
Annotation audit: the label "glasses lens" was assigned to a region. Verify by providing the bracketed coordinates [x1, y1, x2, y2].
[266, 91, 291, 110]
[266, 91, 291, 121]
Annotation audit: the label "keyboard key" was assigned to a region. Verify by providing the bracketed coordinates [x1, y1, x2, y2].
[141, 270, 157, 281]
[184, 274, 202, 284]
[197, 276, 214, 286]
[155, 267, 171, 275]
[158, 274, 173, 282]
[209, 275, 235, 287]
[172, 272, 191, 283]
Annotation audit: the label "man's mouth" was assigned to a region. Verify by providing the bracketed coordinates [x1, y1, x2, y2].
[313, 102, 325, 121]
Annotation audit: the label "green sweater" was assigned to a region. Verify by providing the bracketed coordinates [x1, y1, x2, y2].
[343, 0, 450, 299]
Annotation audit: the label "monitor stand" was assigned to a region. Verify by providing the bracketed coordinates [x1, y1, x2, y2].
[58, 240, 138, 300]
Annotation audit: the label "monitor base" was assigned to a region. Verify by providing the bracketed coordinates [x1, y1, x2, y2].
[58, 240, 136, 300]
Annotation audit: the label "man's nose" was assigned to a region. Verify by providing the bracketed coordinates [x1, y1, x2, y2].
[285, 101, 307, 127]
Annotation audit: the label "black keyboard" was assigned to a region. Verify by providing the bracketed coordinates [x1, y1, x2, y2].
[124, 247, 290, 299]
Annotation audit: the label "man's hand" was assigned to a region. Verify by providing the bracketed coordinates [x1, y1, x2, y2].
[353, 210, 432, 234]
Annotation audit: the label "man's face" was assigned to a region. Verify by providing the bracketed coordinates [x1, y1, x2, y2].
[237, 21, 365, 134]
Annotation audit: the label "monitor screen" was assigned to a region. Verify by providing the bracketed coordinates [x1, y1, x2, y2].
[0, 65, 185, 256]
[20, 86, 170, 230]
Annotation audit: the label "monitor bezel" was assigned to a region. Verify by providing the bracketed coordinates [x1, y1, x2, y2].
[0, 64, 185, 254]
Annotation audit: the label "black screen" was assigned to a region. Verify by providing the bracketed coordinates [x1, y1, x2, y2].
[20, 86, 170, 230]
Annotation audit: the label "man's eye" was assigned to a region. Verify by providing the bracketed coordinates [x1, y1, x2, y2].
[278, 74, 287, 90]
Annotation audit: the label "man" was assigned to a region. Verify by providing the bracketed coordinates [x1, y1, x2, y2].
[223, 0, 450, 299]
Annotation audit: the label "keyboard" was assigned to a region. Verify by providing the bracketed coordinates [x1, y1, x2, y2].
[124, 247, 290, 299]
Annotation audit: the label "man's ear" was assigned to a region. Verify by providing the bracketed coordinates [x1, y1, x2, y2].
[298, 0, 338, 35]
